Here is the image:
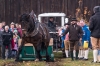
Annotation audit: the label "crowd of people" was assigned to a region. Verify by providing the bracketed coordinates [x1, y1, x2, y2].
[56, 6, 100, 63]
[0, 21, 22, 59]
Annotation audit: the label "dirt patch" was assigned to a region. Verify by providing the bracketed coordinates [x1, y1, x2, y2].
[2, 62, 19, 66]
[2, 58, 63, 66]
[45, 58, 62, 66]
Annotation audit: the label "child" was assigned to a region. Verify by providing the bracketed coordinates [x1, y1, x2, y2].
[12, 30, 20, 58]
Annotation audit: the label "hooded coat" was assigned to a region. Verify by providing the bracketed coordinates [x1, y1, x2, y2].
[89, 6, 100, 38]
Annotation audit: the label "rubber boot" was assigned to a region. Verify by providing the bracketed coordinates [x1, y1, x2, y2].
[70, 51, 74, 61]
[75, 50, 79, 60]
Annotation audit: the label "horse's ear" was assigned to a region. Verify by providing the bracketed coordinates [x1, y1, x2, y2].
[30, 10, 34, 17]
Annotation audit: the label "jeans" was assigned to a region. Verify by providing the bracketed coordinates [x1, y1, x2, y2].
[2, 44, 12, 59]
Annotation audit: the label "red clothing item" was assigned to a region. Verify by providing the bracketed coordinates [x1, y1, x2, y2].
[17, 28, 22, 38]
[11, 39, 15, 49]
[65, 33, 69, 41]
[5, 39, 14, 49]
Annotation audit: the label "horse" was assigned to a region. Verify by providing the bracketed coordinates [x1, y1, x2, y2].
[15, 10, 51, 62]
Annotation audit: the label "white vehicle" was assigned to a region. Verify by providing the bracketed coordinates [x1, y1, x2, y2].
[38, 13, 68, 27]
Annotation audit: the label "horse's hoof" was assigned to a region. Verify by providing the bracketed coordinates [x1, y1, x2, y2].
[46, 60, 54, 62]
[39, 59, 42, 61]
[15, 59, 21, 62]
[35, 59, 39, 62]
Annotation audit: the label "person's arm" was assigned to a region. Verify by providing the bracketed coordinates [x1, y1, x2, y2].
[89, 17, 94, 32]
[79, 26, 83, 39]
[10, 31, 13, 40]
[86, 27, 91, 41]
[62, 26, 69, 36]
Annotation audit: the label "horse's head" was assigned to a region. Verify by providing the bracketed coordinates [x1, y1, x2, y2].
[20, 10, 37, 30]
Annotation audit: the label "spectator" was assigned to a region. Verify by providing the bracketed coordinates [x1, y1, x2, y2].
[89, 6, 100, 63]
[62, 18, 83, 61]
[80, 19, 91, 60]
[48, 17, 56, 32]
[9, 22, 16, 32]
[9, 22, 17, 51]
[0, 23, 3, 57]
[12, 30, 20, 58]
[64, 23, 70, 58]
[2, 21, 6, 30]
[2, 26, 13, 59]
[15, 23, 22, 38]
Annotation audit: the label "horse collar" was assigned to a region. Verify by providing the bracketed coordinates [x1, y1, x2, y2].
[25, 22, 39, 37]
[31, 22, 39, 36]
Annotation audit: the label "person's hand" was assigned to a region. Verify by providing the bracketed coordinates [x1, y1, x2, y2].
[80, 38, 82, 41]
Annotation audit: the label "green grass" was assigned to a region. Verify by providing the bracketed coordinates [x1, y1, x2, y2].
[0, 50, 100, 66]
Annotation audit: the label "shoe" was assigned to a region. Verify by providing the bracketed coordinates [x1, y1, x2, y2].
[75, 50, 79, 60]
[70, 51, 74, 61]
[91, 60, 97, 63]
[79, 57, 84, 60]
[83, 58, 88, 61]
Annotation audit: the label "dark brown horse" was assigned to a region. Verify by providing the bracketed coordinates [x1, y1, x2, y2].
[15, 10, 50, 62]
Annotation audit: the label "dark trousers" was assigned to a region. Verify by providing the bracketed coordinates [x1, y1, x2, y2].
[70, 40, 79, 51]
[0, 42, 2, 58]
[70, 40, 79, 60]
[2, 44, 12, 59]
[0, 46, 1, 57]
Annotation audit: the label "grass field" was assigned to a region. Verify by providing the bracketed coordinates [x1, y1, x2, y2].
[0, 50, 100, 66]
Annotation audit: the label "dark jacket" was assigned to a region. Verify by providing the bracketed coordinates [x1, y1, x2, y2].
[48, 21, 56, 32]
[62, 24, 83, 41]
[89, 12, 100, 38]
[0, 31, 3, 42]
[2, 30, 13, 46]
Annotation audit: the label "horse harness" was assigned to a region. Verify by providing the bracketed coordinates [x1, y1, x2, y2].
[25, 22, 46, 39]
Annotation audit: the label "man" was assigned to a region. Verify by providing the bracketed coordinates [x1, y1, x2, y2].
[48, 17, 56, 50]
[64, 23, 70, 58]
[2, 26, 13, 59]
[0, 23, 3, 57]
[48, 17, 56, 32]
[89, 6, 100, 63]
[80, 19, 91, 60]
[10, 22, 17, 32]
[2, 21, 6, 30]
[62, 18, 83, 61]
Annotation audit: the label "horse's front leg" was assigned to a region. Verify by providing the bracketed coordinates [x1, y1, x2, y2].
[46, 47, 50, 62]
[15, 39, 25, 61]
[35, 42, 42, 61]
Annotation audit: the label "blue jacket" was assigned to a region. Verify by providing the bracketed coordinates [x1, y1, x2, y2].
[82, 25, 91, 48]
[61, 29, 65, 48]
[61, 29, 65, 40]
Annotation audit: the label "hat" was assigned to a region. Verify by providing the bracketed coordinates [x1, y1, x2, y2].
[93, 6, 100, 13]
[71, 18, 77, 21]
[13, 30, 18, 33]
[11, 22, 15, 25]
